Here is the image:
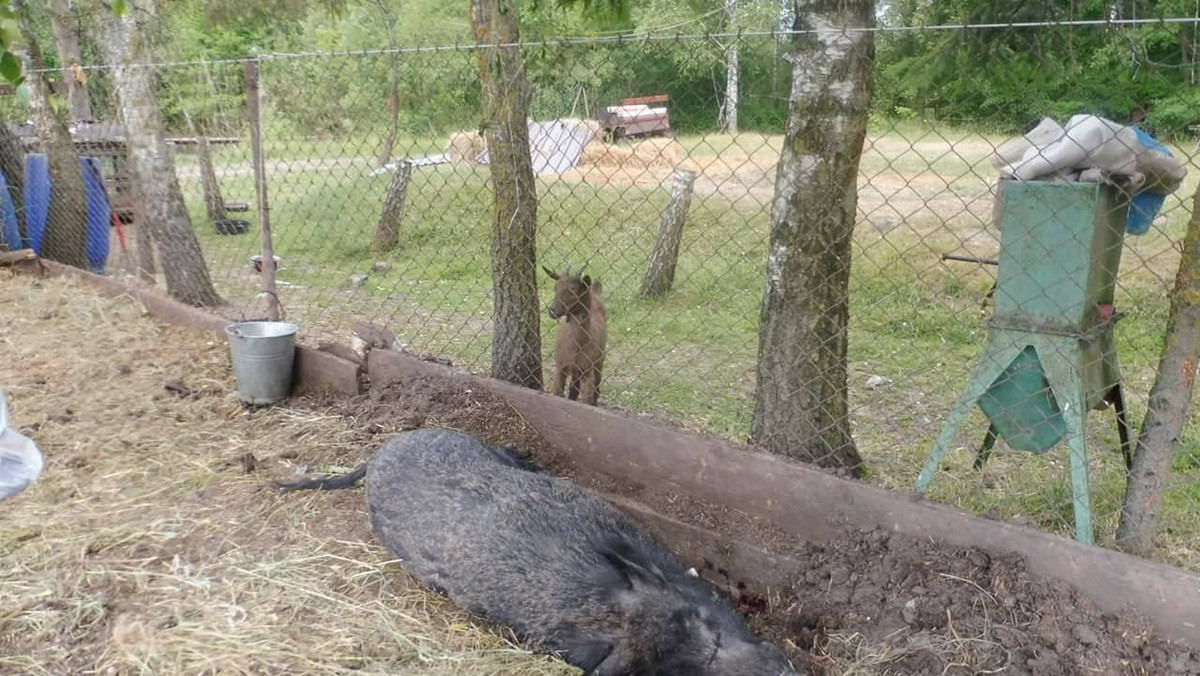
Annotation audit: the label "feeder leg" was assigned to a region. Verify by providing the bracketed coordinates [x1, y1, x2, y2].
[973, 423, 999, 470]
[916, 345, 1022, 494]
[1108, 384, 1133, 471]
[1040, 343, 1094, 545]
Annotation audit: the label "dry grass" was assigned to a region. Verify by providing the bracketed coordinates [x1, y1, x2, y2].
[0, 275, 575, 675]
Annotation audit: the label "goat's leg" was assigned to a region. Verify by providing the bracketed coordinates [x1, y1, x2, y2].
[580, 370, 598, 406]
[552, 366, 567, 397]
[590, 368, 602, 406]
[567, 374, 581, 401]
[580, 367, 602, 406]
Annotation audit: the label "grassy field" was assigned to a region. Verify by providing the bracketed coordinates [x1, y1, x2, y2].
[171, 123, 1200, 569]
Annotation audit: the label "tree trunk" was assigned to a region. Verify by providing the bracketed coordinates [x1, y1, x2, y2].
[367, 0, 401, 168]
[720, 0, 739, 135]
[641, 168, 696, 297]
[751, 0, 874, 476]
[125, 153, 157, 282]
[1116, 186, 1200, 554]
[470, 0, 543, 390]
[46, 0, 93, 122]
[380, 64, 400, 167]
[185, 112, 227, 223]
[371, 160, 411, 253]
[0, 120, 25, 243]
[18, 14, 89, 269]
[779, 0, 795, 32]
[93, 1, 222, 306]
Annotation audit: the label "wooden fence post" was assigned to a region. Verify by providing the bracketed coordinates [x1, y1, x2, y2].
[641, 168, 696, 297]
[371, 160, 413, 253]
[244, 58, 280, 321]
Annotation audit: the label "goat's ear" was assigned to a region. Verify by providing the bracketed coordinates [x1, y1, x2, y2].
[582, 275, 592, 287]
[542, 266, 559, 280]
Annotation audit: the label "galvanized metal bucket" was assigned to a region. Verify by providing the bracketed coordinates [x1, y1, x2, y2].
[225, 320, 299, 406]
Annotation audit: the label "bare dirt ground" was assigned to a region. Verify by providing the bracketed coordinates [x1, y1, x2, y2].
[4, 274, 1195, 675]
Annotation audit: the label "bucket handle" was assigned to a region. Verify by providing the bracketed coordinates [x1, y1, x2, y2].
[228, 290, 289, 339]
[233, 290, 288, 323]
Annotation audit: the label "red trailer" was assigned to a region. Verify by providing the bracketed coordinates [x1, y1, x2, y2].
[596, 94, 671, 139]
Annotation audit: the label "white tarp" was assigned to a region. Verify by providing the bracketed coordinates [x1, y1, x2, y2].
[477, 119, 598, 174]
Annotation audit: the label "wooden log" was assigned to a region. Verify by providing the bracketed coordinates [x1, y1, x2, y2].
[2, 248, 51, 277]
[640, 168, 696, 297]
[371, 160, 413, 253]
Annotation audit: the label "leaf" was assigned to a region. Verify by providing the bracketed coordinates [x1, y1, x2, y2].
[0, 19, 20, 49]
[0, 51, 20, 86]
[111, 0, 128, 15]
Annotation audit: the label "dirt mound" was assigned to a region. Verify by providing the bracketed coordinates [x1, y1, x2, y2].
[302, 376, 1196, 676]
[757, 529, 1198, 675]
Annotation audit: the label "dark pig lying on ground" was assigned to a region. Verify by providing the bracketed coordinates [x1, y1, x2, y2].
[278, 428, 799, 676]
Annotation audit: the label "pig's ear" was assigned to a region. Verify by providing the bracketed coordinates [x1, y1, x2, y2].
[600, 540, 667, 591]
[563, 640, 614, 673]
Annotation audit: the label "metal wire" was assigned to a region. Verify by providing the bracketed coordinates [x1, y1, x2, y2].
[14, 26, 1200, 570]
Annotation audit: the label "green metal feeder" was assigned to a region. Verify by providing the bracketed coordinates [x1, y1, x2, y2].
[915, 179, 1134, 545]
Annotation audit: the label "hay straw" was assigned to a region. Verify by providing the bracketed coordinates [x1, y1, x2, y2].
[0, 276, 575, 675]
[444, 131, 487, 165]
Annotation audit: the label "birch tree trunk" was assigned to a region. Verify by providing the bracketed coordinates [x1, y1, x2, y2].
[18, 12, 88, 269]
[1116, 185, 1200, 554]
[720, 0, 739, 135]
[366, 0, 401, 168]
[46, 0, 93, 122]
[470, 0, 543, 390]
[751, 0, 874, 476]
[93, 0, 222, 306]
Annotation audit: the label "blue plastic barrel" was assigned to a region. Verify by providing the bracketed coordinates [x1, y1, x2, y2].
[23, 154, 49, 255]
[80, 157, 111, 273]
[0, 172, 20, 251]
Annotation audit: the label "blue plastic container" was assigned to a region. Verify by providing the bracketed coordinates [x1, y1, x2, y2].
[23, 154, 49, 255]
[80, 157, 111, 273]
[0, 172, 20, 251]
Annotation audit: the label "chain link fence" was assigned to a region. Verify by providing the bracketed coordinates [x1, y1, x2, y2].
[7, 22, 1200, 570]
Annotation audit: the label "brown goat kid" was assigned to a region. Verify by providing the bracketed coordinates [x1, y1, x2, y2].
[543, 265, 607, 406]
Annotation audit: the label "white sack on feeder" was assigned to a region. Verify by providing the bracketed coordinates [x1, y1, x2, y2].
[0, 391, 44, 500]
[989, 114, 1187, 236]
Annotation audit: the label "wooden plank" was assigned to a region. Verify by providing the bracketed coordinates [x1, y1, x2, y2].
[367, 349, 1200, 646]
[0, 249, 37, 265]
[294, 346, 363, 396]
[622, 94, 669, 106]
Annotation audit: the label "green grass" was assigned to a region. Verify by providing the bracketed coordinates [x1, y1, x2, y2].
[180, 127, 1200, 570]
